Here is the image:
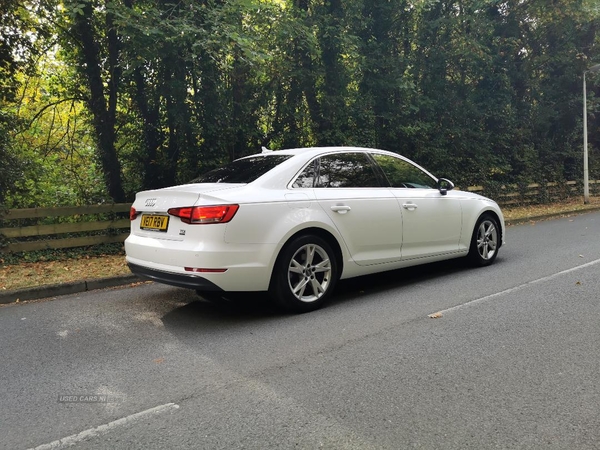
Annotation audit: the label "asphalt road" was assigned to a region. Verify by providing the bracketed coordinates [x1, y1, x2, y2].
[1, 212, 599, 450]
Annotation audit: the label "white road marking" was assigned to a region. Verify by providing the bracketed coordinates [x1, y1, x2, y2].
[428, 258, 600, 317]
[28, 403, 179, 450]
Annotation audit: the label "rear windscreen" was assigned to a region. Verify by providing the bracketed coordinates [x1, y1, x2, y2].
[190, 155, 292, 184]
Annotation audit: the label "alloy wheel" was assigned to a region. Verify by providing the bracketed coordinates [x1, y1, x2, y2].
[476, 219, 498, 260]
[287, 243, 333, 303]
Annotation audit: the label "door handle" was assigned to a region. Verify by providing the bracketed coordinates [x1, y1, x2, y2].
[331, 205, 352, 214]
[402, 203, 418, 210]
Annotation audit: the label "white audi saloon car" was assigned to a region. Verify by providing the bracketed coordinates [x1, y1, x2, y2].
[125, 147, 505, 312]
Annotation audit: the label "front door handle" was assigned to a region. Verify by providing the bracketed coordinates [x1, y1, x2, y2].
[402, 203, 418, 211]
[331, 205, 352, 214]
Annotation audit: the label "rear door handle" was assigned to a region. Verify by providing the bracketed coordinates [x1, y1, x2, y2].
[331, 205, 352, 214]
[402, 203, 418, 211]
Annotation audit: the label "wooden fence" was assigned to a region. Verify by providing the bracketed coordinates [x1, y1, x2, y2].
[0, 180, 598, 254]
[466, 180, 600, 206]
[0, 203, 130, 253]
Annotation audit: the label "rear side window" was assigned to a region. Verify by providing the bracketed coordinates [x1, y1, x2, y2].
[292, 160, 317, 188]
[316, 153, 382, 188]
[190, 155, 291, 184]
[293, 153, 382, 188]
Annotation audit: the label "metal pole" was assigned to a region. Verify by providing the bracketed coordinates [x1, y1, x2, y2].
[584, 71, 590, 204]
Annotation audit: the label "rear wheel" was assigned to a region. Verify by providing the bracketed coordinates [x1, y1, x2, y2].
[468, 214, 500, 266]
[270, 234, 339, 313]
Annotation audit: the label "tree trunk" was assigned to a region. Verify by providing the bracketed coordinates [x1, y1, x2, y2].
[71, 0, 125, 203]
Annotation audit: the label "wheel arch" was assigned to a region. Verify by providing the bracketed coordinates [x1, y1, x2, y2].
[268, 227, 344, 291]
[476, 209, 503, 249]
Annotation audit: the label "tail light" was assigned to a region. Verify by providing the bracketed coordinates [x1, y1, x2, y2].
[167, 205, 239, 224]
[130, 207, 139, 220]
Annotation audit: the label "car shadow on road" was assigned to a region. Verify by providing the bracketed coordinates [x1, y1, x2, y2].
[161, 290, 279, 327]
[159, 256, 497, 332]
[329, 257, 477, 307]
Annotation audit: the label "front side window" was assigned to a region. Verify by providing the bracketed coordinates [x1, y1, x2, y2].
[190, 155, 291, 184]
[371, 154, 436, 189]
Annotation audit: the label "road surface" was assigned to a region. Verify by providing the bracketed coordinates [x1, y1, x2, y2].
[1, 212, 599, 449]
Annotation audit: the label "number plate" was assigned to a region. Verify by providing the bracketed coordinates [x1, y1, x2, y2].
[140, 214, 169, 232]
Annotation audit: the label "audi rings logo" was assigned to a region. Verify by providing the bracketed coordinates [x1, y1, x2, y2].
[145, 198, 157, 207]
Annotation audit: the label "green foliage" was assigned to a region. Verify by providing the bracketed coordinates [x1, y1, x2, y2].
[1, 0, 599, 210]
[0, 110, 24, 204]
[4, 57, 110, 208]
[0, 243, 124, 265]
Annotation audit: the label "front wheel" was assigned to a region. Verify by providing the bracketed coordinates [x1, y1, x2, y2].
[270, 234, 339, 313]
[468, 214, 500, 267]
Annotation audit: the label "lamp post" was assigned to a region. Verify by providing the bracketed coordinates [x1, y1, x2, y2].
[583, 63, 600, 204]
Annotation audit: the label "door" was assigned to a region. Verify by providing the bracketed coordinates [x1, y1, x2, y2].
[370, 153, 462, 259]
[296, 152, 403, 266]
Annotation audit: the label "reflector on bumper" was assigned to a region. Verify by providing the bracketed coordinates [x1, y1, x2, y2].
[184, 267, 228, 273]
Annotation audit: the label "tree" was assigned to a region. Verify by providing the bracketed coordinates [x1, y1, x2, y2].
[61, 0, 126, 202]
[0, 0, 50, 204]
[3, 0, 600, 208]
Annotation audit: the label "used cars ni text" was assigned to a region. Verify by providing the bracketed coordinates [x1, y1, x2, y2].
[125, 147, 505, 312]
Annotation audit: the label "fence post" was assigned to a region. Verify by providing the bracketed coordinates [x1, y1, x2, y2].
[538, 179, 549, 204]
[0, 205, 8, 251]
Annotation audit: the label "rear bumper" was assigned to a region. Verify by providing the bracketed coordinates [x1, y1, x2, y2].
[125, 234, 278, 291]
[128, 263, 223, 291]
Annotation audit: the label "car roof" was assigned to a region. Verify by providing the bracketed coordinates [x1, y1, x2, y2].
[251, 146, 399, 159]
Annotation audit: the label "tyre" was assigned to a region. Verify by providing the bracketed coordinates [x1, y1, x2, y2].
[468, 214, 500, 267]
[270, 234, 339, 313]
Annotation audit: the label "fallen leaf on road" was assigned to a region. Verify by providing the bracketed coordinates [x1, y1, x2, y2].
[153, 357, 164, 364]
[428, 312, 443, 319]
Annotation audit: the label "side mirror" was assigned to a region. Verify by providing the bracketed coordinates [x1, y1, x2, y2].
[437, 178, 454, 196]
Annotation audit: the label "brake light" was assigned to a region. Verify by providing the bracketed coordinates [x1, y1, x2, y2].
[130, 207, 139, 221]
[167, 205, 239, 224]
